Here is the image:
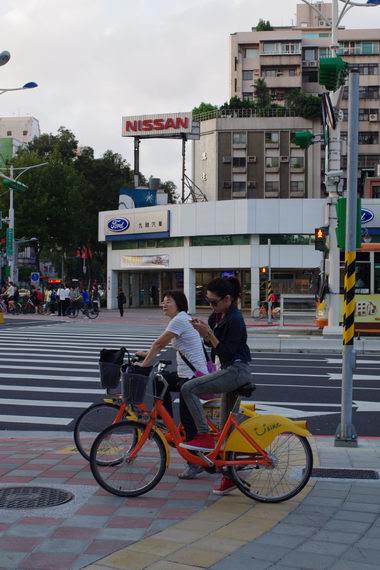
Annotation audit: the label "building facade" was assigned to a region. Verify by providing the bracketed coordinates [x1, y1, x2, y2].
[0, 116, 40, 166]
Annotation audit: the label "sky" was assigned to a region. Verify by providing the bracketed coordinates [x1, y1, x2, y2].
[0, 0, 378, 192]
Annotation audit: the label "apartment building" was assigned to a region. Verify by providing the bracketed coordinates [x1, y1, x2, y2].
[226, 2, 380, 195]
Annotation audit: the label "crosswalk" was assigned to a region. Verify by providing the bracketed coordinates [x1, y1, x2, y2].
[0, 322, 164, 430]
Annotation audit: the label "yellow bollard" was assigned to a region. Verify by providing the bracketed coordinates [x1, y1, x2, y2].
[0, 312, 5, 325]
[315, 300, 328, 329]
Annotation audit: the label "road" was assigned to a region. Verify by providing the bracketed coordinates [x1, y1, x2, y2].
[0, 320, 379, 435]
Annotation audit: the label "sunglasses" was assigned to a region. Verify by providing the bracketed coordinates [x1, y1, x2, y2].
[206, 296, 224, 307]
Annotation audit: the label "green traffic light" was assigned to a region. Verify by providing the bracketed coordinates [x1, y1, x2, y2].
[2, 178, 28, 191]
[294, 130, 314, 149]
[319, 56, 348, 92]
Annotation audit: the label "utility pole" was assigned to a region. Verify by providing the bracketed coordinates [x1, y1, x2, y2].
[335, 67, 359, 447]
[267, 238, 272, 324]
[8, 165, 15, 283]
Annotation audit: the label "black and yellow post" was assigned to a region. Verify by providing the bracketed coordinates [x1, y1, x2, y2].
[335, 66, 359, 448]
[342, 251, 356, 346]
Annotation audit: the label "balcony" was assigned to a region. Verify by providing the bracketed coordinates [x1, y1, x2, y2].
[263, 75, 301, 89]
[337, 46, 380, 56]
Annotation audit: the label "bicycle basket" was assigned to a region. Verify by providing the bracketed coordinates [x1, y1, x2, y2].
[98, 347, 126, 390]
[122, 364, 152, 404]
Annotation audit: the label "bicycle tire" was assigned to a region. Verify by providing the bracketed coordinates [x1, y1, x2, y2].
[90, 420, 167, 497]
[86, 307, 99, 319]
[67, 306, 79, 318]
[252, 308, 261, 319]
[73, 402, 125, 461]
[228, 434, 313, 503]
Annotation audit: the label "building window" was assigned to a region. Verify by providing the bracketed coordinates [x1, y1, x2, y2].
[262, 68, 277, 77]
[358, 155, 380, 168]
[233, 132, 247, 144]
[234, 78, 237, 93]
[319, 47, 331, 58]
[242, 92, 253, 101]
[259, 234, 313, 245]
[22, 130, 28, 136]
[233, 157, 246, 168]
[191, 235, 250, 247]
[265, 131, 279, 144]
[289, 68, 296, 77]
[265, 156, 279, 168]
[290, 180, 305, 193]
[303, 70, 318, 83]
[6, 131, 11, 136]
[265, 181, 279, 193]
[112, 237, 184, 250]
[359, 86, 379, 100]
[290, 156, 304, 169]
[245, 47, 258, 58]
[358, 63, 379, 76]
[359, 132, 379, 145]
[242, 70, 253, 81]
[303, 48, 316, 61]
[373, 186, 380, 199]
[232, 181, 247, 193]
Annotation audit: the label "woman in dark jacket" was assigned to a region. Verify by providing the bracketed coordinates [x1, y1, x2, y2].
[180, 276, 252, 495]
[117, 288, 127, 317]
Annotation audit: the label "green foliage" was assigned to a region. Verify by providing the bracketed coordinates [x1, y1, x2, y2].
[256, 19, 273, 31]
[159, 180, 179, 204]
[285, 89, 322, 119]
[192, 102, 218, 117]
[220, 96, 255, 110]
[253, 78, 272, 110]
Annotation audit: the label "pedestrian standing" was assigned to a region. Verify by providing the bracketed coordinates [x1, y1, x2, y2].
[57, 285, 66, 316]
[64, 284, 71, 316]
[117, 288, 127, 317]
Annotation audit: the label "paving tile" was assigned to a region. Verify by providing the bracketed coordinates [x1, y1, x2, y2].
[52, 526, 99, 540]
[159, 508, 199, 519]
[330, 560, 380, 570]
[0, 536, 43, 551]
[5, 524, 53, 538]
[233, 542, 291, 562]
[323, 519, 370, 533]
[18, 553, 78, 570]
[0, 551, 28, 568]
[106, 516, 153, 528]
[211, 556, 272, 570]
[96, 527, 146, 541]
[167, 546, 228, 567]
[356, 537, 380, 550]
[333, 510, 377, 523]
[100, 548, 160, 569]
[313, 529, 362, 545]
[77, 504, 119, 516]
[61, 515, 109, 528]
[18, 516, 64, 526]
[298, 539, 349, 556]
[279, 550, 336, 569]
[271, 523, 318, 538]
[85, 539, 133, 555]
[114, 506, 160, 517]
[69, 554, 102, 570]
[33, 538, 87, 553]
[342, 547, 380, 565]
[252, 533, 306, 549]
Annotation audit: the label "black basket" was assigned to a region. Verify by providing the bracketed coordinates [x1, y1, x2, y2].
[122, 364, 152, 404]
[98, 347, 126, 390]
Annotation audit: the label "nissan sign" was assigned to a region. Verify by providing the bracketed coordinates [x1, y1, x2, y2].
[122, 112, 192, 138]
[107, 218, 130, 232]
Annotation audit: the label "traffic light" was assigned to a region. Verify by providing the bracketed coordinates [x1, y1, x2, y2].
[319, 56, 348, 92]
[2, 178, 28, 192]
[315, 227, 327, 252]
[335, 197, 362, 250]
[260, 266, 268, 275]
[294, 130, 315, 150]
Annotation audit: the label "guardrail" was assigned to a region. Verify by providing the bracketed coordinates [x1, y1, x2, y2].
[192, 107, 296, 122]
[279, 294, 316, 326]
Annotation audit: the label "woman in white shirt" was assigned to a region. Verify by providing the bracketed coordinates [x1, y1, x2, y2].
[137, 290, 208, 479]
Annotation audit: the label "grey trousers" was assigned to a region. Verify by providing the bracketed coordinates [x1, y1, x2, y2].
[180, 362, 252, 434]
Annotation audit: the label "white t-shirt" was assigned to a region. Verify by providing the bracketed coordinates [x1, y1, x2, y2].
[166, 312, 208, 379]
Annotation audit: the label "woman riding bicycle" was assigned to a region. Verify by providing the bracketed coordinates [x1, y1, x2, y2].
[180, 276, 252, 495]
[136, 289, 208, 479]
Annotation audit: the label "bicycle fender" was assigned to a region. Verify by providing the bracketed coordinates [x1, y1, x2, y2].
[152, 427, 171, 466]
[224, 414, 311, 453]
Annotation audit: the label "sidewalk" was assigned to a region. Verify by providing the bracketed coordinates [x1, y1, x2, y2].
[0, 433, 380, 569]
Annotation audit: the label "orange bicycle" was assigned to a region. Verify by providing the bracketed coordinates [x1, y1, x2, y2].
[90, 360, 313, 503]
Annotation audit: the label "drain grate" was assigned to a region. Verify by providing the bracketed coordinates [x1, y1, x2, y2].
[0, 487, 74, 509]
[311, 468, 379, 480]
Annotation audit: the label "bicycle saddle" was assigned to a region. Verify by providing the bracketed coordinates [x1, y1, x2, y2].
[236, 383, 256, 397]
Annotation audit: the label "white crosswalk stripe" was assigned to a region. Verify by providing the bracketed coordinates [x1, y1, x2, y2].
[0, 323, 163, 429]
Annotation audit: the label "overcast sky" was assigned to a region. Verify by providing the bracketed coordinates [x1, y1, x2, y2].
[0, 0, 377, 192]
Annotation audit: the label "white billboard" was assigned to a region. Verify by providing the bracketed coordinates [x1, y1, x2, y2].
[122, 112, 193, 138]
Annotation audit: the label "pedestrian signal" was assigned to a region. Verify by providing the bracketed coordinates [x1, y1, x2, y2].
[315, 227, 327, 251]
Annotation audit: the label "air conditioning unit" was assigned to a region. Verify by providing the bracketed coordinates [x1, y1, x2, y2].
[280, 156, 289, 163]
[369, 113, 378, 122]
[248, 155, 257, 163]
[247, 180, 256, 188]
[222, 156, 232, 164]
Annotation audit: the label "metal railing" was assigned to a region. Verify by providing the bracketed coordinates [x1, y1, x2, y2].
[279, 294, 316, 326]
[192, 107, 297, 122]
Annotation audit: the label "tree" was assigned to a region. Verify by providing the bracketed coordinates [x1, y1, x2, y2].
[160, 180, 179, 204]
[256, 19, 273, 31]
[192, 102, 218, 117]
[253, 78, 272, 110]
[285, 89, 322, 119]
[220, 96, 255, 110]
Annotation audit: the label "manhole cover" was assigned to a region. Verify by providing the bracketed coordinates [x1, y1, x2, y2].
[311, 468, 379, 480]
[0, 487, 74, 509]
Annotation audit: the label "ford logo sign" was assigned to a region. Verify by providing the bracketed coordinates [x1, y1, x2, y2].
[361, 209, 374, 224]
[107, 218, 130, 232]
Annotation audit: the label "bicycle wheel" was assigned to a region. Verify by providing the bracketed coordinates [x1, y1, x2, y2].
[67, 306, 78, 318]
[90, 420, 167, 497]
[252, 307, 261, 319]
[228, 434, 313, 503]
[74, 402, 124, 461]
[86, 306, 99, 319]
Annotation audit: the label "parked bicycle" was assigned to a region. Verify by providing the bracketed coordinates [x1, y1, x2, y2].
[89, 358, 313, 503]
[252, 302, 280, 320]
[67, 303, 99, 319]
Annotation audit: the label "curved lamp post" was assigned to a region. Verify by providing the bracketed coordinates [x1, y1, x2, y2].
[0, 81, 38, 96]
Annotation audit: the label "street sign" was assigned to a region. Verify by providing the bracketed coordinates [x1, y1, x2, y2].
[31, 272, 40, 284]
[6, 228, 13, 257]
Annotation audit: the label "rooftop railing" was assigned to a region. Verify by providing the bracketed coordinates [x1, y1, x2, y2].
[192, 107, 297, 122]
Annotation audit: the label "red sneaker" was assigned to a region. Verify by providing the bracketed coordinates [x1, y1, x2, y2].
[213, 476, 237, 495]
[179, 434, 215, 452]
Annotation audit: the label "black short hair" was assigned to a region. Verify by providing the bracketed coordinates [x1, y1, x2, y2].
[163, 290, 188, 313]
[207, 277, 241, 302]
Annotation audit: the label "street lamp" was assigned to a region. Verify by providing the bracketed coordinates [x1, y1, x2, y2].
[0, 163, 48, 283]
[0, 81, 38, 96]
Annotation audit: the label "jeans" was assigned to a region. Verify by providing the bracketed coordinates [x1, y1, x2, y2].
[181, 362, 251, 434]
[156, 372, 197, 442]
